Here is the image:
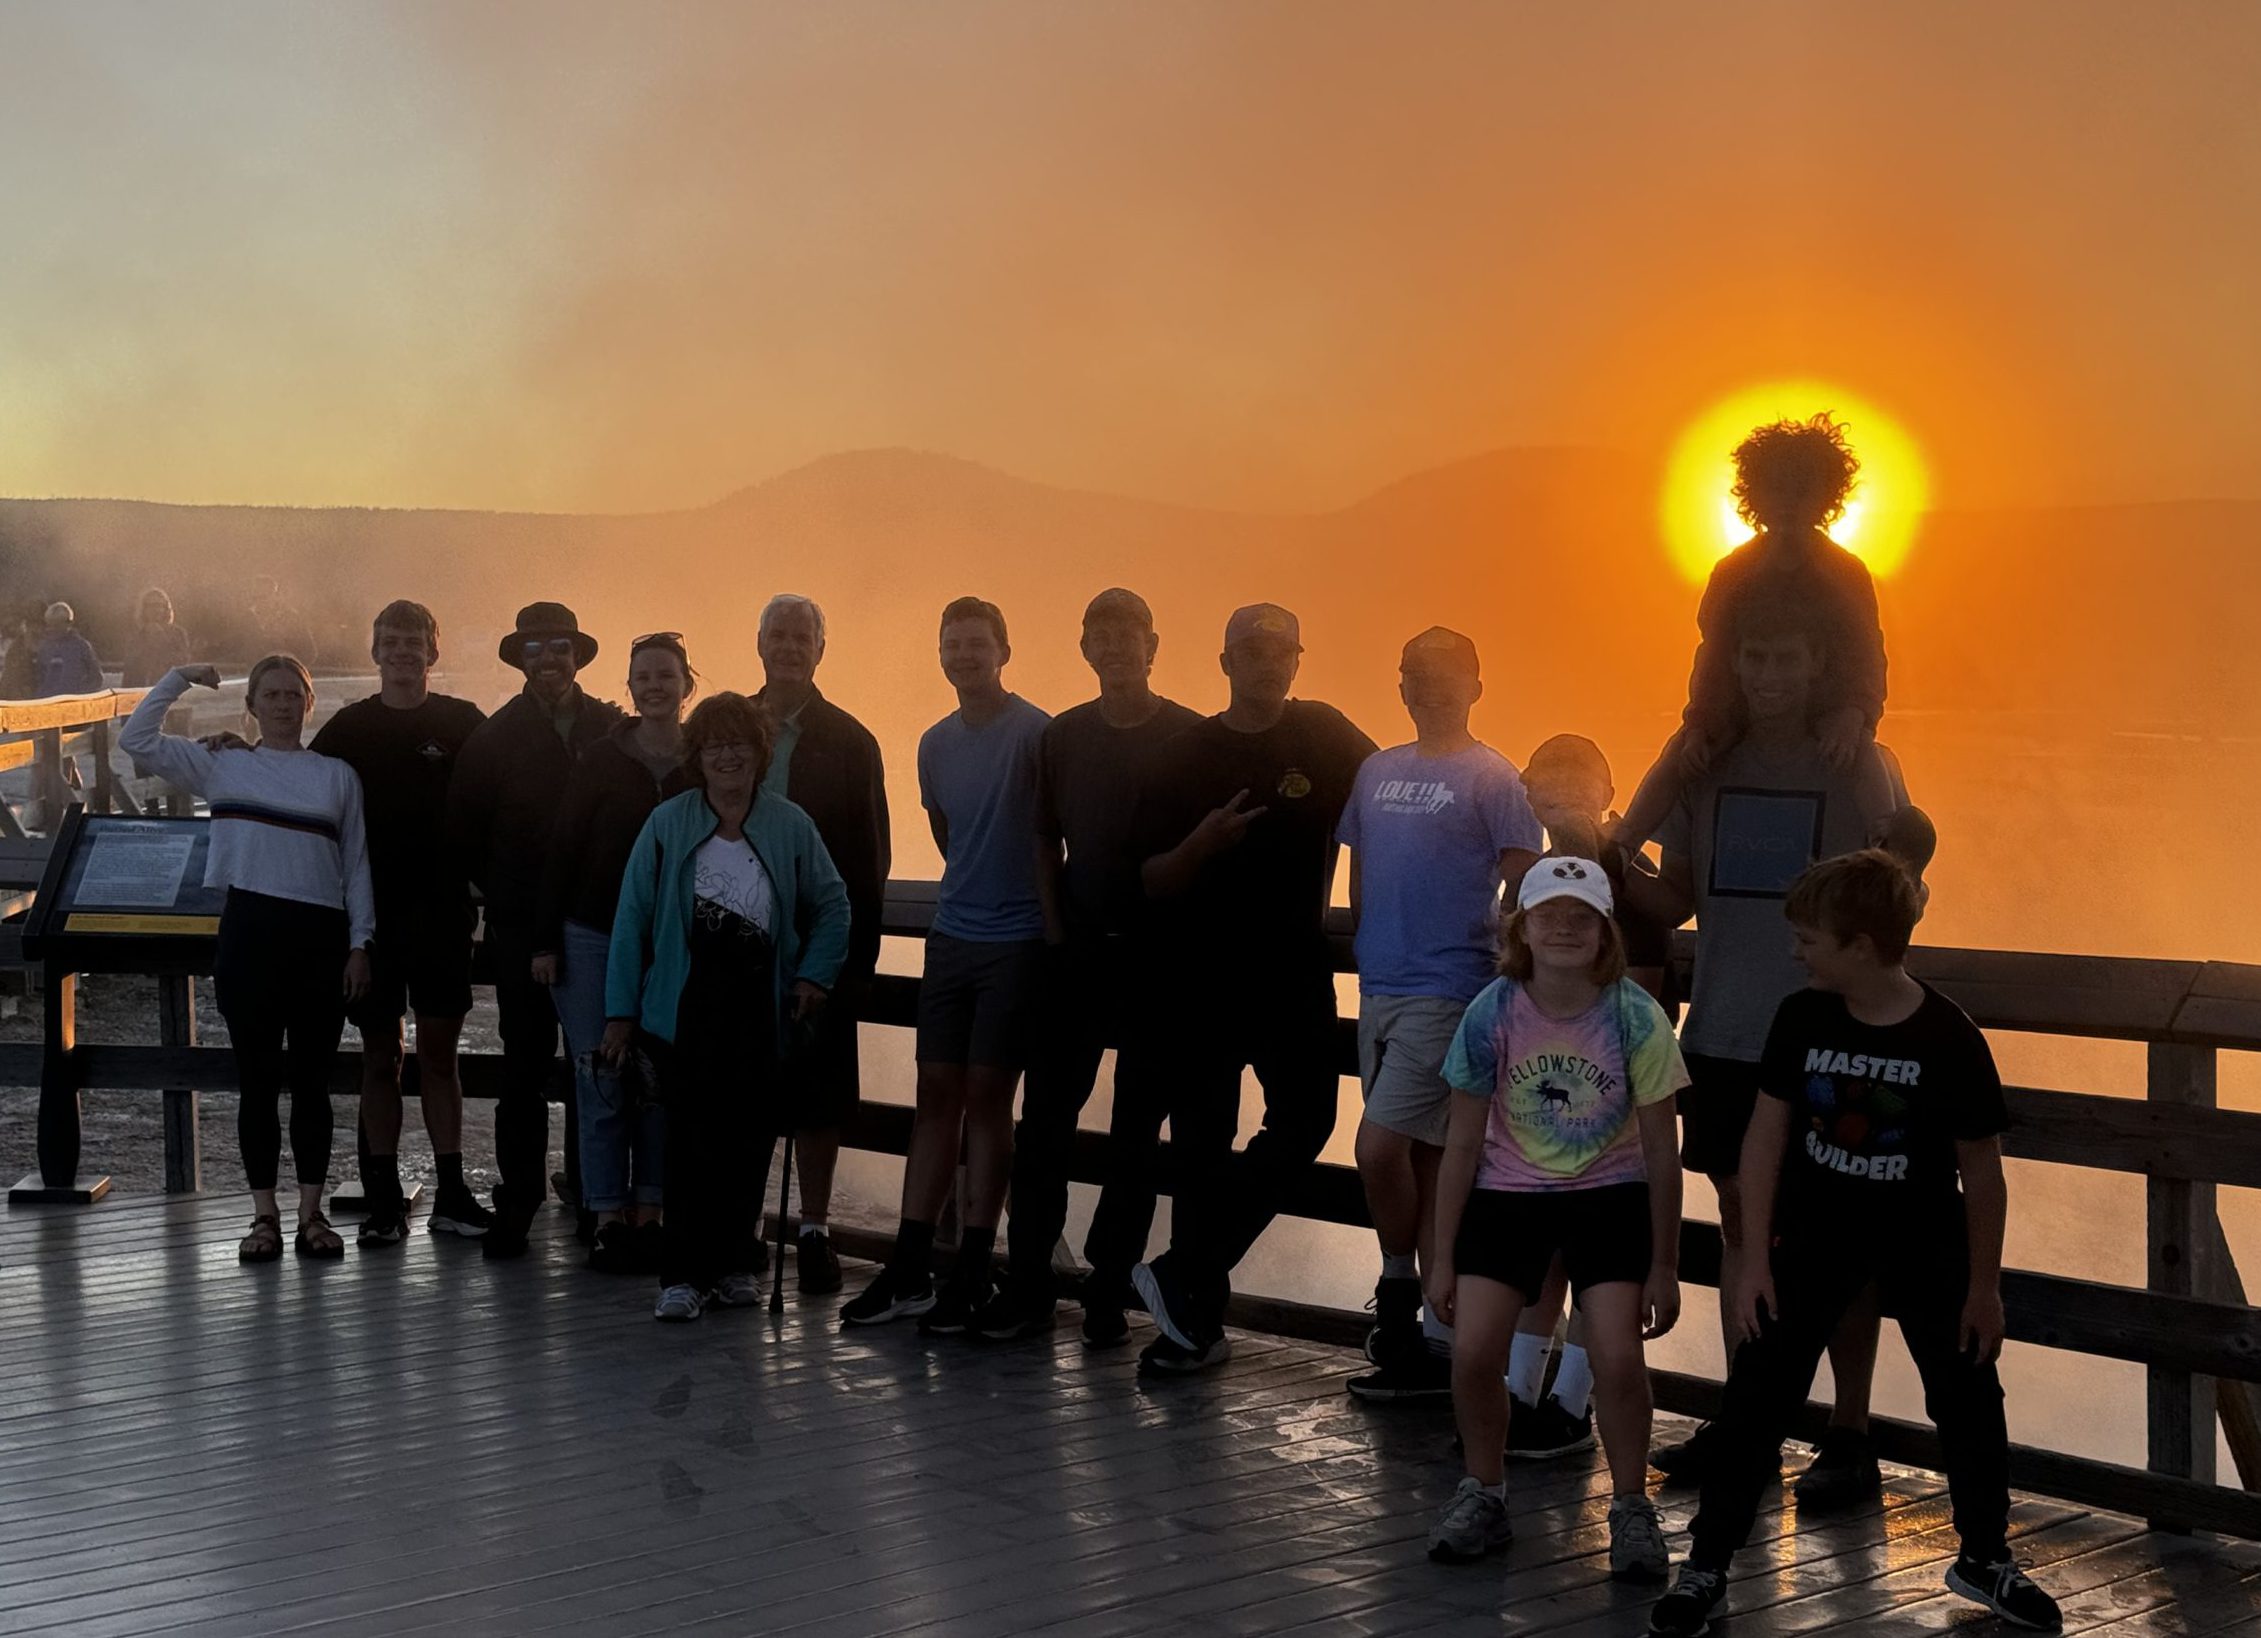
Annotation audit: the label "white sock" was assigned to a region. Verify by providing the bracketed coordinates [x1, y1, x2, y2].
[1423, 1307, 1454, 1355]
[799, 1220, 828, 1239]
[1507, 1330, 1550, 1405]
[1381, 1250, 1418, 1281]
[1551, 1343, 1594, 1417]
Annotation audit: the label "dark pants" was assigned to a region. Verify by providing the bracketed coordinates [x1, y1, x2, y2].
[485, 918, 570, 1218]
[657, 1036, 775, 1292]
[214, 889, 346, 1192]
[1006, 937, 1167, 1294]
[1158, 960, 1341, 1332]
[1689, 1222, 2012, 1569]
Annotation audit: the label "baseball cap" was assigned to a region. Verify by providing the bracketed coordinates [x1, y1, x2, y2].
[1400, 626, 1479, 678]
[1517, 855, 1615, 918]
[1083, 587, 1154, 629]
[1224, 603, 1301, 649]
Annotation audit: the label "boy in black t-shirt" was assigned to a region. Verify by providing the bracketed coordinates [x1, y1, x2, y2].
[1650, 851, 2061, 1637]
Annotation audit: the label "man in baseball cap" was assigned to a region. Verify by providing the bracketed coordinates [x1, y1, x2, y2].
[1126, 602, 1378, 1373]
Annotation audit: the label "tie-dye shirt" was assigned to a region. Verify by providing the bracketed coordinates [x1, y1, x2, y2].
[1443, 977, 1689, 1191]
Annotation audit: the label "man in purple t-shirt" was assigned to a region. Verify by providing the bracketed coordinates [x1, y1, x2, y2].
[1338, 628, 1542, 1401]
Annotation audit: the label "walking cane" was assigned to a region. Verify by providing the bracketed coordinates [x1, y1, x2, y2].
[770, 1126, 794, 1315]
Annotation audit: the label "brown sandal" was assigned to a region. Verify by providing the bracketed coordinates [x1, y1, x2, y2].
[239, 1214, 284, 1263]
[294, 1213, 345, 1259]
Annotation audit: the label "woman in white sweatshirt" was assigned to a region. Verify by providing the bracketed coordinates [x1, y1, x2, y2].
[122, 658, 375, 1261]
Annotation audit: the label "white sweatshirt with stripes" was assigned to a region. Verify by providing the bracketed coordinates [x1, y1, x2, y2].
[120, 669, 377, 947]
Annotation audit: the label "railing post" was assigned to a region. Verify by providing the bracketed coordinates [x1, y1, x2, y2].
[159, 973, 200, 1194]
[2146, 1040, 2219, 1519]
[8, 959, 110, 1204]
[88, 722, 116, 815]
[30, 728, 64, 833]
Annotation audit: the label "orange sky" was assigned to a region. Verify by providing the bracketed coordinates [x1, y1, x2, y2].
[1, 2, 2257, 516]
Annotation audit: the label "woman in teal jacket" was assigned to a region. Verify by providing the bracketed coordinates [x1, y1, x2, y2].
[602, 692, 852, 1321]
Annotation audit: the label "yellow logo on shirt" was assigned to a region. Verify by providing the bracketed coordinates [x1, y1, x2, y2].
[1279, 770, 1312, 800]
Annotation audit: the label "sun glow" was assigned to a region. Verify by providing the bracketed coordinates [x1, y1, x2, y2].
[1662, 381, 1928, 583]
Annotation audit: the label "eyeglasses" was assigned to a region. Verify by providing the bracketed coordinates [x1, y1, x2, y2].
[631, 631, 684, 649]
[699, 740, 755, 762]
[520, 636, 577, 659]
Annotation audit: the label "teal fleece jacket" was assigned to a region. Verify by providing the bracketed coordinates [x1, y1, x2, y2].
[605, 788, 852, 1046]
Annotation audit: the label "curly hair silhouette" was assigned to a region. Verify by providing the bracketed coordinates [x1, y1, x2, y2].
[1731, 412, 1861, 531]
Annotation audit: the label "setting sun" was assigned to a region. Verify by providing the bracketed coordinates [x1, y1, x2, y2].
[1661, 381, 1929, 583]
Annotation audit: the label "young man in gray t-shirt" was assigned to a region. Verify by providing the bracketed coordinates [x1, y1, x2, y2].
[841, 596, 1050, 1333]
[1632, 596, 1907, 1499]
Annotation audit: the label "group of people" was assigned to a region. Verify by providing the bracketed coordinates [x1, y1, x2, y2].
[110, 413, 2061, 1635]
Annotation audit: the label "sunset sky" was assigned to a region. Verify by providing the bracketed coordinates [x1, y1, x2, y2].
[2, 2, 2257, 518]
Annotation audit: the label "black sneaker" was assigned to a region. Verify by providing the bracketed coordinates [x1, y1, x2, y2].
[588, 1220, 640, 1274]
[918, 1269, 992, 1336]
[1652, 1421, 1778, 1486]
[840, 1266, 935, 1326]
[796, 1229, 844, 1295]
[427, 1188, 494, 1238]
[357, 1203, 409, 1248]
[1793, 1426, 1881, 1511]
[1944, 1554, 2062, 1631]
[1362, 1272, 1425, 1365]
[633, 1219, 666, 1272]
[973, 1280, 1057, 1340]
[1648, 1565, 1727, 1636]
[1347, 1346, 1452, 1402]
[1082, 1303, 1131, 1349]
[1508, 1393, 1597, 1460]
[481, 1217, 530, 1260]
[1137, 1332, 1232, 1375]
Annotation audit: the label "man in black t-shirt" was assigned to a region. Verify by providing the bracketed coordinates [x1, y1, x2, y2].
[310, 601, 493, 1244]
[1129, 603, 1377, 1373]
[1650, 850, 2060, 1637]
[974, 588, 1202, 1345]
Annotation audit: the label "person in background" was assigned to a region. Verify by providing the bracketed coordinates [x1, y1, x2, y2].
[35, 602, 104, 697]
[1338, 628, 1541, 1401]
[123, 588, 193, 688]
[251, 575, 321, 670]
[1632, 596, 1907, 1504]
[0, 606, 39, 700]
[1130, 603, 1377, 1373]
[753, 594, 891, 1297]
[1649, 851, 2060, 1636]
[449, 602, 625, 1259]
[536, 631, 698, 1273]
[975, 588, 1201, 1345]
[840, 596, 1049, 1333]
[1425, 858, 1684, 1576]
[602, 693, 851, 1323]
[310, 601, 494, 1246]
[121, 658, 374, 1261]
[1614, 414, 1887, 851]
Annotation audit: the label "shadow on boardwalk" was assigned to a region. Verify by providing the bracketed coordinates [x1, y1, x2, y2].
[1, 1193, 2255, 1636]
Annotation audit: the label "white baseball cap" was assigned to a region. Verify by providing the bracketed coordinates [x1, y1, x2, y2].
[1518, 855, 1614, 918]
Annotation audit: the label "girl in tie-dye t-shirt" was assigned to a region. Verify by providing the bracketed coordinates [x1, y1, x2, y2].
[1423, 856, 1687, 1575]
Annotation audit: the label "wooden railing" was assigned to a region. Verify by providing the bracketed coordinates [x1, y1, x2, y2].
[0, 688, 153, 837]
[2, 859, 2257, 1540]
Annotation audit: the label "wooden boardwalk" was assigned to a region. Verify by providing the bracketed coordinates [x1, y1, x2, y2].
[1, 1194, 2254, 1637]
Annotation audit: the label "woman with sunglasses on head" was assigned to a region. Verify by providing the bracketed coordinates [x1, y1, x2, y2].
[121, 657, 376, 1262]
[601, 692, 852, 1322]
[534, 632, 699, 1273]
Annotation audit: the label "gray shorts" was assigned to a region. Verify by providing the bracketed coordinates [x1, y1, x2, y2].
[1356, 994, 1467, 1147]
[915, 933, 1046, 1069]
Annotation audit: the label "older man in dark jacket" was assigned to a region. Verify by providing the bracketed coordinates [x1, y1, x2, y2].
[449, 602, 624, 1257]
[755, 593, 891, 1294]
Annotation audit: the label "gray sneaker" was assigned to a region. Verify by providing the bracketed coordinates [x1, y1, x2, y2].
[654, 1283, 704, 1322]
[711, 1272, 765, 1307]
[1427, 1476, 1513, 1562]
[1609, 1494, 1670, 1581]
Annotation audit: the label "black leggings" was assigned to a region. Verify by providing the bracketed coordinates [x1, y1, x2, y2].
[215, 889, 347, 1193]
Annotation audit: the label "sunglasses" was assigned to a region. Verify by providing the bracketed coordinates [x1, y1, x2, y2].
[520, 636, 577, 659]
[631, 630, 684, 649]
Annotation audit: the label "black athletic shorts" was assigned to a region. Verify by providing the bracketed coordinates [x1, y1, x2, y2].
[350, 898, 476, 1030]
[1679, 1051, 1763, 1180]
[1453, 1182, 1654, 1305]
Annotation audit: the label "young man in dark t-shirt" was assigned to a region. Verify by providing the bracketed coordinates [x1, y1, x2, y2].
[1129, 603, 1378, 1373]
[1650, 851, 2061, 1637]
[310, 600, 493, 1243]
[976, 588, 1201, 1344]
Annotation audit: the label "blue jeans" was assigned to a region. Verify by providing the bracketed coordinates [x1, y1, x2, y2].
[551, 919, 664, 1212]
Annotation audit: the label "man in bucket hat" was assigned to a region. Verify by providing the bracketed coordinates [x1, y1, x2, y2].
[449, 602, 624, 1257]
